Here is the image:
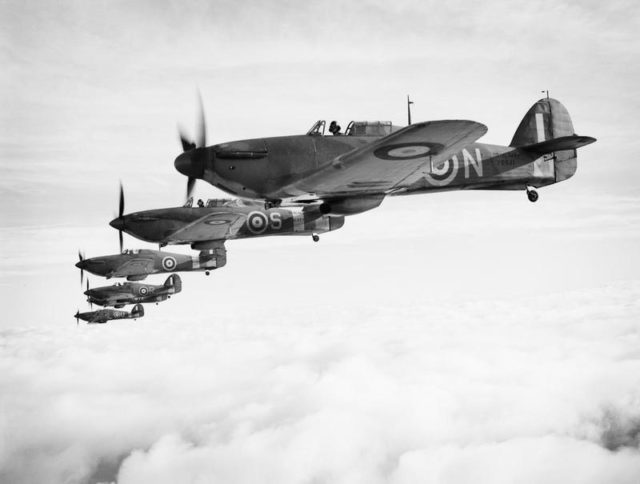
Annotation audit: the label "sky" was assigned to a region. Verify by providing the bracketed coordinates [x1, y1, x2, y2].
[1, 1, 640, 483]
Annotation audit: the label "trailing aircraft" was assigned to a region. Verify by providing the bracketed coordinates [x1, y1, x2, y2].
[84, 275, 181, 308]
[76, 248, 224, 281]
[173, 96, 595, 210]
[109, 195, 344, 251]
[74, 304, 144, 324]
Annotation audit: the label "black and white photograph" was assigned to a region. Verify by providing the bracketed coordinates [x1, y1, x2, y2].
[1, 1, 639, 483]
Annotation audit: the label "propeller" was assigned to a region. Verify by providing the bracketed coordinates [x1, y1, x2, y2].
[109, 183, 126, 252]
[78, 250, 85, 286]
[74, 310, 80, 326]
[86, 279, 93, 310]
[118, 183, 124, 252]
[177, 90, 207, 201]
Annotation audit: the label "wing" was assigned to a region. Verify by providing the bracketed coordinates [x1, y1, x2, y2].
[279, 120, 487, 198]
[166, 211, 246, 243]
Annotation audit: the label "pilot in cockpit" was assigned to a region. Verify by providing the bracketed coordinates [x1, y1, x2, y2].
[329, 121, 342, 136]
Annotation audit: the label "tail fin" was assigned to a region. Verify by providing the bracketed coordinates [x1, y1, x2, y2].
[164, 274, 182, 293]
[131, 304, 144, 318]
[510, 98, 577, 147]
[511, 98, 596, 182]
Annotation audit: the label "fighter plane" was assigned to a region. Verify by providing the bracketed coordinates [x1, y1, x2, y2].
[109, 195, 344, 250]
[173, 96, 595, 209]
[84, 275, 181, 308]
[74, 304, 144, 324]
[76, 248, 224, 281]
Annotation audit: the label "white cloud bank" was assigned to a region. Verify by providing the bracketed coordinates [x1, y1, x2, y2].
[1, 282, 640, 484]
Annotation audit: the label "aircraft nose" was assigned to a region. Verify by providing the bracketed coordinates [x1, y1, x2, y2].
[109, 217, 125, 231]
[174, 149, 206, 179]
[75, 259, 86, 269]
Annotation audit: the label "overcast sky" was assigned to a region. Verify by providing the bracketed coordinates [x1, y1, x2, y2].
[1, 1, 640, 483]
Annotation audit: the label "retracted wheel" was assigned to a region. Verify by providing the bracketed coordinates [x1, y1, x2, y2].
[205, 271, 210, 276]
[312, 234, 320, 242]
[527, 188, 539, 203]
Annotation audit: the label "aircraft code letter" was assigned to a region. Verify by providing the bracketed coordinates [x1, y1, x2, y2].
[463, 148, 483, 178]
[269, 212, 282, 230]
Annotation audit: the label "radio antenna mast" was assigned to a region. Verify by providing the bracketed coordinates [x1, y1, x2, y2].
[407, 95, 414, 125]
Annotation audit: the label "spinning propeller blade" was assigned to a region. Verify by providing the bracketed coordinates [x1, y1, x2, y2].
[117, 183, 125, 252]
[86, 280, 93, 310]
[196, 89, 207, 149]
[119, 182, 125, 219]
[186, 177, 196, 200]
[177, 89, 208, 201]
[74, 310, 80, 326]
[78, 250, 85, 286]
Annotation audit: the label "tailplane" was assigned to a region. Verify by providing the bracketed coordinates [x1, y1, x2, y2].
[519, 135, 595, 155]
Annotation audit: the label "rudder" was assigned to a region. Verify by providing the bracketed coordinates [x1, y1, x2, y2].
[511, 98, 586, 183]
[165, 274, 182, 293]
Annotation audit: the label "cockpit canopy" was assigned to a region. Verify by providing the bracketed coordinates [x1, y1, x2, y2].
[307, 120, 399, 137]
[204, 199, 248, 208]
[122, 249, 141, 255]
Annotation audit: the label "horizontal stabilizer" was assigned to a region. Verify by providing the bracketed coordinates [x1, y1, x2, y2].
[519, 135, 596, 154]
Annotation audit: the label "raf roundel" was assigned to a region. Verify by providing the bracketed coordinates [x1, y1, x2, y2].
[247, 211, 269, 234]
[424, 156, 460, 186]
[162, 256, 177, 271]
[139, 287, 149, 295]
[374, 142, 444, 161]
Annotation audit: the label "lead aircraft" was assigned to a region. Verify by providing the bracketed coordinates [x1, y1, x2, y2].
[173, 97, 595, 210]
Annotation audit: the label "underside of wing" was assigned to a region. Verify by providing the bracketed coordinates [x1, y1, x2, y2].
[167, 212, 245, 243]
[277, 120, 487, 199]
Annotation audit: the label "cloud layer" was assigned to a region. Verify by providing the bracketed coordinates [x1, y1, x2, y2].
[2, 282, 639, 483]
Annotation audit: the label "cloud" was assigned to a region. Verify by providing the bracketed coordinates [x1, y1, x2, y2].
[1, 282, 640, 483]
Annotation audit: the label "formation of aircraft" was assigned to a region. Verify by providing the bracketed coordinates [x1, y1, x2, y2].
[74, 93, 595, 323]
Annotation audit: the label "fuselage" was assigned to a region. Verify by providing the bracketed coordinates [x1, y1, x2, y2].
[178, 136, 575, 202]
